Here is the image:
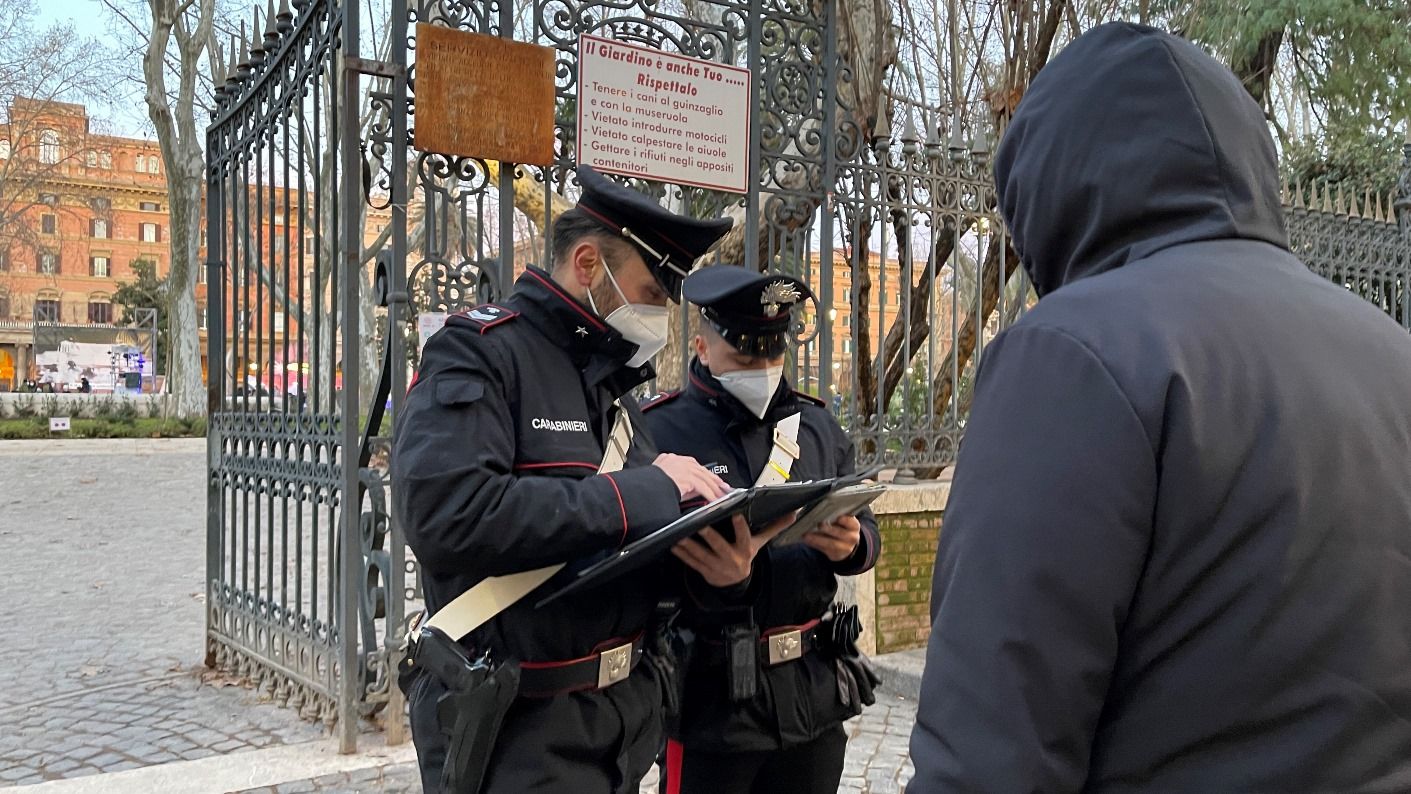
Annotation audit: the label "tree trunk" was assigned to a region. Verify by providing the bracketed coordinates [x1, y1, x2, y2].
[925, 231, 1018, 427]
[166, 152, 205, 417]
[1231, 29, 1285, 106]
[142, 0, 214, 419]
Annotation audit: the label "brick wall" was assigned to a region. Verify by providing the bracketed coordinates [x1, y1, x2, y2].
[873, 510, 942, 653]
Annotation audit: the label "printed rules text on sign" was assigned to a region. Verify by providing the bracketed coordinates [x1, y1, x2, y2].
[576, 34, 751, 194]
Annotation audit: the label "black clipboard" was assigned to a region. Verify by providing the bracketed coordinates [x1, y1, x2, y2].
[535, 480, 835, 608]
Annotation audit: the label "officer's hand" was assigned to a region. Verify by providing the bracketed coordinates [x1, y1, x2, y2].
[653, 453, 731, 502]
[671, 512, 793, 588]
[803, 514, 862, 562]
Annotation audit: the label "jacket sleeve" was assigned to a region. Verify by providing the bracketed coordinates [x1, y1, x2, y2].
[831, 426, 881, 576]
[392, 336, 682, 578]
[908, 325, 1155, 793]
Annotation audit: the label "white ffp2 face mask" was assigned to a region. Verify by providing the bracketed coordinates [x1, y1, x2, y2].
[587, 266, 671, 368]
[714, 364, 783, 419]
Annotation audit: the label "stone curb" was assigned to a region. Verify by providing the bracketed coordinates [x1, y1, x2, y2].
[19, 738, 417, 794]
[873, 647, 926, 701]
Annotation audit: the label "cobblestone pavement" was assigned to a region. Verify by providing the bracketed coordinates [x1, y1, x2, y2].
[0, 439, 328, 787]
[236, 695, 918, 793]
[0, 439, 918, 792]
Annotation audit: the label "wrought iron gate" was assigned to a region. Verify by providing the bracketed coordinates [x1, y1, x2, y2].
[204, 0, 377, 751]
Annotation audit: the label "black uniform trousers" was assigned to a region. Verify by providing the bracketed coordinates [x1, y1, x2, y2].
[665, 723, 848, 794]
[410, 666, 664, 794]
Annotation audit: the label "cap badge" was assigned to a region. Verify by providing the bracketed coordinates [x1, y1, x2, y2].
[761, 280, 802, 318]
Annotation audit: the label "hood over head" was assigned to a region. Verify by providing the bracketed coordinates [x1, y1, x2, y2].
[994, 23, 1289, 297]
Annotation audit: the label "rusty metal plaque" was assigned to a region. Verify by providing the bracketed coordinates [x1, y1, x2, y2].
[413, 24, 556, 165]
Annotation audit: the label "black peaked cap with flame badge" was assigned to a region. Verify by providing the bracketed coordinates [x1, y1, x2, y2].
[684, 265, 813, 358]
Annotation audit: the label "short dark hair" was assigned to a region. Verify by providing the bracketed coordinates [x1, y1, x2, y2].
[551, 208, 631, 271]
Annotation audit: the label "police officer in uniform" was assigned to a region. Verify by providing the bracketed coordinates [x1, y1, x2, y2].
[642, 266, 883, 794]
[394, 166, 766, 793]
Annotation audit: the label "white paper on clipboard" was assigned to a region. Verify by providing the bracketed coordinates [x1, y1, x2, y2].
[770, 483, 887, 547]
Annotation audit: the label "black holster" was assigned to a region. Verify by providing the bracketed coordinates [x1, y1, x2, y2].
[398, 625, 520, 794]
[644, 602, 693, 735]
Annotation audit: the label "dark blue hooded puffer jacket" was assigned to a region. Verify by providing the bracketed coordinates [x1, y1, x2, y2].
[908, 22, 1411, 794]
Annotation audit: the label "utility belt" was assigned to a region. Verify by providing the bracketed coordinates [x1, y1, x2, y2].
[699, 617, 825, 668]
[692, 604, 879, 708]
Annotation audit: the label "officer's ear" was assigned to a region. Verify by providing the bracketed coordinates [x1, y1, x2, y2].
[693, 334, 710, 365]
[567, 240, 604, 290]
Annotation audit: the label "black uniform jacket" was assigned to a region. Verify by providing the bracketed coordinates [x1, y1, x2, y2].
[393, 267, 683, 664]
[642, 358, 881, 752]
[908, 23, 1411, 793]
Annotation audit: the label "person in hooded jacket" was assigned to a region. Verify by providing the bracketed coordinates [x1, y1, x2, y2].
[908, 23, 1411, 793]
[395, 165, 787, 794]
[642, 266, 882, 794]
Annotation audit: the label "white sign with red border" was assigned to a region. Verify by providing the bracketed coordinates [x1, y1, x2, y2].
[577, 34, 750, 194]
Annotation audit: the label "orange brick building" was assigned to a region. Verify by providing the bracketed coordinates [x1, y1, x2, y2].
[0, 99, 188, 388]
[0, 99, 392, 391]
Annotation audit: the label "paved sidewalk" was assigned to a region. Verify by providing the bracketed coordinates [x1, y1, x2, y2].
[0, 439, 328, 788]
[229, 692, 917, 794]
[0, 438, 920, 792]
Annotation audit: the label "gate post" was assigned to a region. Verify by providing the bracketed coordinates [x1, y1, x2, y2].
[382, 0, 411, 747]
[339, 0, 365, 755]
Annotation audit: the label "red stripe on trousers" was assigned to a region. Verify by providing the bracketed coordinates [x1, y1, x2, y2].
[666, 739, 684, 794]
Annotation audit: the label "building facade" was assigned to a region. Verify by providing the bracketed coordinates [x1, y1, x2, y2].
[0, 98, 197, 389]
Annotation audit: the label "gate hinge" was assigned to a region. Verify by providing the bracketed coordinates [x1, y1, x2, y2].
[344, 56, 405, 79]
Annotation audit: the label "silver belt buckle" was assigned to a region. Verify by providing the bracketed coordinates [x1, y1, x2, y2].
[596, 641, 634, 689]
[767, 629, 803, 665]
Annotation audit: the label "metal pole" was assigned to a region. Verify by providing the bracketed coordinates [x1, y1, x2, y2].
[204, 127, 226, 670]
[498, 0, 515, 290]
[818, 0, 837, 404]
[384, 0, 410, 746]
[338, 0, 363, 755]
[745, 0, 763, 271]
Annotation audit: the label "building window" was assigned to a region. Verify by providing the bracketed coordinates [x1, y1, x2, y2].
[41, 215, 57, 234]
[100, 152, 112, 168]
[139, 201, 161, 212]
[842, 339, 852, 355]
[842, 287, 851, 303]
[34, 298, 60, 322]
[85, 151, 97, 167]
[197, 305, 208, 329]
[842, 315, 850, 328]
[134, 155, 146, 172]
[136, 154, 160, 174]
[140, 223, 161, 243]
[91, 219, 109, 239]
[91, 256, 110, 277]
[0, 139, 10, 159]
[39, 130, 60, 164]
[0, 250, 8, 272]
[38, 251, 58, 274]
[88, 301, 112, 324]
[197, 262, 207, 284]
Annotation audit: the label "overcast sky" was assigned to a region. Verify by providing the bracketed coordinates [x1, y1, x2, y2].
[35, 0, 154, 139]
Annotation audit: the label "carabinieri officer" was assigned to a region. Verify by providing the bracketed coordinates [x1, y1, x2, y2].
[394, 166, 752, 793]
[642, 266, 883, 794]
